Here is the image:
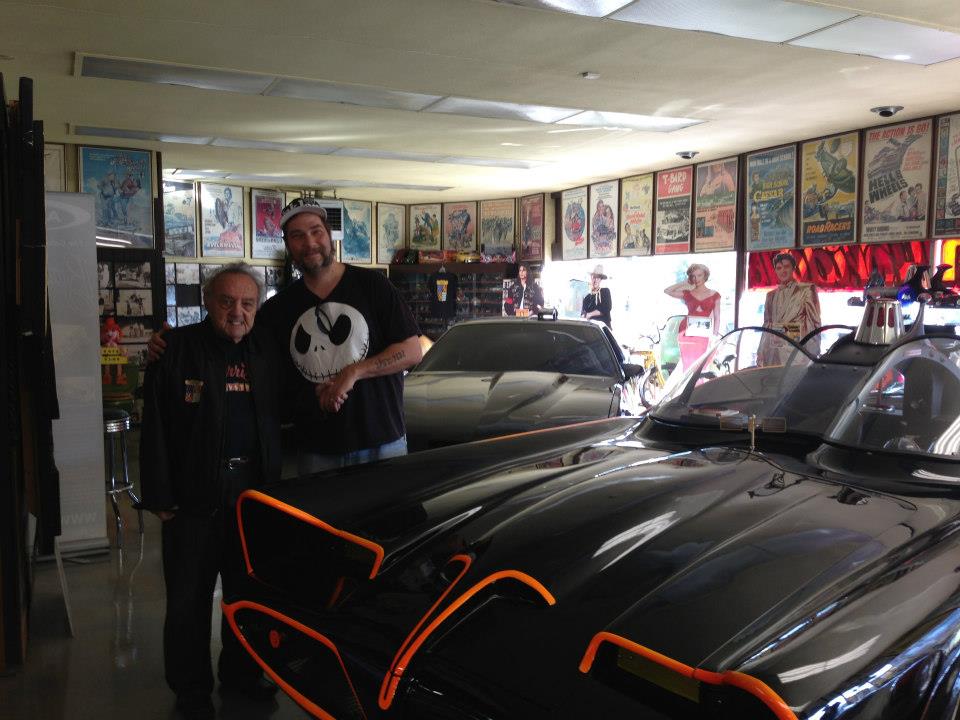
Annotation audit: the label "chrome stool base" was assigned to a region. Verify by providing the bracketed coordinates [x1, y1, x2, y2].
[103, 408, 144, 548]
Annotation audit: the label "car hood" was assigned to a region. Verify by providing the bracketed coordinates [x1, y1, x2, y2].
[404, 371, 618, 448]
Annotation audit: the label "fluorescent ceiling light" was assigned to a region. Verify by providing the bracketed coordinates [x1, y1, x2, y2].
[493, 0, 633, 17]
[75, 125, 213, 144]
[611, 0, 855, 43]
[331, 147, 448, 163]
[210, 137, 336, 154]
[266, 77, 441, 111]
[425, 96, 580, 124]
[439, 156, 545, 169]
[556, 110, 702, 132]
[789, 15, 960, 65]
[170, 169, 229, 179]
[79, 55, 275, 94]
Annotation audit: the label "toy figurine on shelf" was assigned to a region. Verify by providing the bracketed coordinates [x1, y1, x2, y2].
[100, 316, 129, 385]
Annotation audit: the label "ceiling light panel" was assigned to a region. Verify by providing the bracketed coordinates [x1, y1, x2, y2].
[266, 78, 441, 111]
[74, 125, 214, 144]
[331, 147, 449, 163]
[789, 15, 960, 65]
[79, 55, 275, 94]
[556, 110, 702, 132]
[494, 0, 633, 17]
[425, 96, 580, 124]
[210, 137, 336, 154]
[440, 156, 546, 169]
[610, 0, 856, 42]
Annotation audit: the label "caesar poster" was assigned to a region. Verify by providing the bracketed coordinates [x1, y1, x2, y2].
[162, 180, 196, 257]
[862, 119, 933, 243]
[655, 166, 693, 254]
[801, 132, 858, 247]
[619, 174, 653, 256]
[746, 146, 796, 251]
[694, 158, 738, 252]
[561, 186, 588, 260]
[80, 146, 154, 248]
[934, 113, 960, 238]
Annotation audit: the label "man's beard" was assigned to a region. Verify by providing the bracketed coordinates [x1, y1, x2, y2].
[297, 245, 334, 274]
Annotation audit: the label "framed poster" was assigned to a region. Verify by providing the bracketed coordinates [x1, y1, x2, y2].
[79, 146, 154, 248]
[588, 180, 618, 258]
[251, 188, 285, 259]
[443, 201, 477, 252]
[342, 199, 373, 264]
[655, 166, 693, 254]
[44, 143, 65, 192]
[745, 145, 797, 251]
[377, 202, 406, 264]
[619, 174, 653, 256]
[694, 158, 738, 252]
[409, 203, 442, 250]
[561, 186, 588, 260]
[801, 132, 858, 246]
[935, 113, 960, 238]
[200, 183, 244, 257]
[479, 198, 516, 258]
[519, 193, 545, 262]
[162, 180, 197, 257]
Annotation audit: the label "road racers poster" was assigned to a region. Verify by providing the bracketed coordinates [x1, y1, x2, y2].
[746, 145, 797, 251]
[655, 166, 693, 254]
[801, 131, 858, 247]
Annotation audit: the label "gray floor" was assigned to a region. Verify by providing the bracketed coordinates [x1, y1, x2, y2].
[0, 431, 307, 720]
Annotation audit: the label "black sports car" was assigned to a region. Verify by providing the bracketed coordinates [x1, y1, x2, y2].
[226, 323, 960, 720]
[403, 316, 645, 451]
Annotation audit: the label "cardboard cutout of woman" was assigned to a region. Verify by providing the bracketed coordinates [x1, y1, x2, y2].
[664, 263, 721, 370]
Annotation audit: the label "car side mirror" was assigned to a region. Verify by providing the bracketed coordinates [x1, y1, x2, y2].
[623, 363, 645, 379]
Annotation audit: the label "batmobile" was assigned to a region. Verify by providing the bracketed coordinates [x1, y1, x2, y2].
[225, 321, 960, 720]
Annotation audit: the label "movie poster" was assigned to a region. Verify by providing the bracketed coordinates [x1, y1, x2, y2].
[251, 188, 285, 259]
[801, 131, 858, 247]
[694, 158, 738, 252]
[655, 166, 693, 254]
[409, 203, 442, 251]
[519, 193, 544, 262]
[861, 119, 933, 243]
[619, 174, 653, 256]
[588, 181, 618, 258]
[377, 202, 406, 264]
[443, 201, 477, 253]
[80, 146, 154, 248]
[200, 183, 244, 257]
[934, 113, 960, 238]
[561, 186, 588, 260]
[746, 145, 797, 251]
[342, 199, 372, 264]
[479, 198, 516, 259]
[162, 180, 196, 257]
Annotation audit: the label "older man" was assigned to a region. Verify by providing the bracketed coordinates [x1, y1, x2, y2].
[139, 263, 280, 719]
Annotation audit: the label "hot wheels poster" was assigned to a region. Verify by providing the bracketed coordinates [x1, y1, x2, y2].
[862, 119, 932, 243]
[746, 146, 796, 251]
[619, 174, 653, 256]
[694, 158, 738, 252]
[251, 189, 284, 260]
[200, 183, 244, 257]
[934, 113, 960, 238]
[801, 131, 858, 247]
[655, 167, 693, 254]
[80, 146, 154, 248]
[561, 186, 588, 260]
[588, 180, 618, 258]
[342, 199, 372, 264]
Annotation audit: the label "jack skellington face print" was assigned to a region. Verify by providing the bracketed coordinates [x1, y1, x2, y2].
[289, 301, 369, 382]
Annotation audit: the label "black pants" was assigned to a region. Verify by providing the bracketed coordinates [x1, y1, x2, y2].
[161, 503, 261, 700]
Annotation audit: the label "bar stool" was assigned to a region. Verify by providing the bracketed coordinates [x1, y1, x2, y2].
[103, 408, 144, 548]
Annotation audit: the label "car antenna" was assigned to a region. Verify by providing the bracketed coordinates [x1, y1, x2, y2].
[748, 415, 757, 452]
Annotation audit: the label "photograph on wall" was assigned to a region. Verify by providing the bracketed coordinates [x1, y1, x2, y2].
[99, 289, 115, 316]
[561, 186, 588, 260]
[199, 264, 223, 282]
[694, 158, 738, 252]
[200, 183, 244, 257]
[175, 262, 200, 285]
[588, 180, 619, 258]
[801, 131, 858, 247]
[377, 202, 406, 264]
[116, 288, 152, 317]
[655, 166, 693, 254]
[264, 266, 283, 287]
[164, 262, 175, 284]
[117, 318, 151, 344]
[80, 146, 154, 248]
[443, 201, 477, 253]
[862, 119, 932, 243]
[934, 113, 960, 238]
[251, 188, 285, 260]
[619, 174, 653, 256]
[176, 306, 202, 327]
[519, 193, 545, 262]
[98, 261, 113, 288]
[746, 145, 797, 251]
[162, 180, 197, 257]
[479, 198, 516, 259]
[342, 199, 373, 264]
[409, 203, 442, 251]
[165, 285, 176, 305]
[166, 306, 177, 328]
[114, 261, 151, 288]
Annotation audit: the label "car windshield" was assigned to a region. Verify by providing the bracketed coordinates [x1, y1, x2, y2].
[413, 321, 621, 377]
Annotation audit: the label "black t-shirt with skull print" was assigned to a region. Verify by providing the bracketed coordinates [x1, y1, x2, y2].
[258, 265, 420, 454]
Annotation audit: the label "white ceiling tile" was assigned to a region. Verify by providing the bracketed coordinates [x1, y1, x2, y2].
[556, 110, 703, 132]
[425, 96, 581, 124]
[265, 78, 441, 111]
[80, 55, 275, 94]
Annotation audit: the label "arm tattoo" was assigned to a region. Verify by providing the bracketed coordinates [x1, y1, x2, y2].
[375, 350, 405, 370]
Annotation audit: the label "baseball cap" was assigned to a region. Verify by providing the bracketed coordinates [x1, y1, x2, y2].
[280, 197, 329, 230]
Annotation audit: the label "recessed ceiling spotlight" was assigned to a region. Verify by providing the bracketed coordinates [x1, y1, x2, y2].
[871, 105, 904, 118]
[580, 71, 600, 80]
[890, 54, 911, 61]
[676, 150, 699, 160]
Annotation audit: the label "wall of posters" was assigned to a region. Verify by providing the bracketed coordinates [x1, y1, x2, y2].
[694, 159, 738, 252]
[655, 167, 693, 254]
[409, 203, 441, 251]
[251, 188, 284, 259]
[377, 202, 406, 264]
[862, 119, 932, 243]
[342, 199, 373, 264]
[746, 145, 797, 251]
[934, 113, 960, 238]
[588, 180, 618, 258]
[519, 193, 544, 262]
[443, 201, 477, 252]
[80, 146, 154, 248]
[162, 180, 196, 257]
[561, 187, 588, 260]
[200, 183, 244, 257]
[479, 198, 516, 258]
[619, 174, 653, 256]
[801, 131, 858, 247]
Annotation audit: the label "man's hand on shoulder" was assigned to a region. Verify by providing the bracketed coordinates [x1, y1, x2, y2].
[146, 322, 171, 364]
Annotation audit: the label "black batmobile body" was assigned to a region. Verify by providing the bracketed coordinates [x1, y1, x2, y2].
[226, 327, 960, 720]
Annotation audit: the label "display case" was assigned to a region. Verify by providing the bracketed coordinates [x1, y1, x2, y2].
[389, 263, 512, 339]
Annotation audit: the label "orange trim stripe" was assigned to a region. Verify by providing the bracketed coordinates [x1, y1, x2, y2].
[379, 568, 556, 710]
[237, 489, 385, 579]
[222, 599, 366, 720]
[579, 632, 797, 720]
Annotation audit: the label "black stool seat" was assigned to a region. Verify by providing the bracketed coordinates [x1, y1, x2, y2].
[103, 408, 143, 548]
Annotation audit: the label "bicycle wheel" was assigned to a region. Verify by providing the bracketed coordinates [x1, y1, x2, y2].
[640, 369, 665, 409]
